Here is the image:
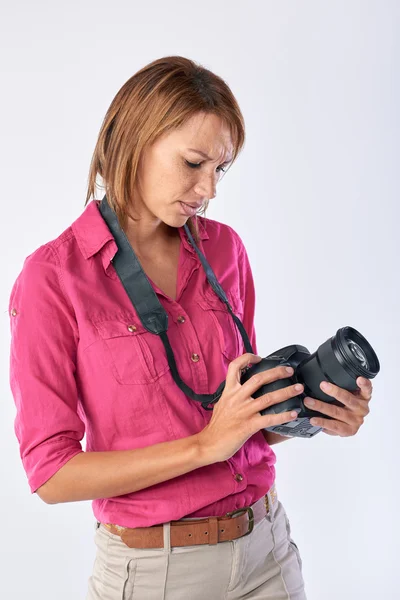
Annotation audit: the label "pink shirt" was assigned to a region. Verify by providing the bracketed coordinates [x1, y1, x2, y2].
[8, 199, 276, 527]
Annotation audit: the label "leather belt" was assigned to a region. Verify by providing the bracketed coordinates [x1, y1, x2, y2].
[101, 483, 277, 549]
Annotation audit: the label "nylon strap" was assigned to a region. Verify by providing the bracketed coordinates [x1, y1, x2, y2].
[99, 195, 253, 410]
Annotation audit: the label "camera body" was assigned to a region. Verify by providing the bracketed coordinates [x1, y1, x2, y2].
[239, 327, 380, 438]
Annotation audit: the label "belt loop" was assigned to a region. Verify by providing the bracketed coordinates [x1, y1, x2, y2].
[266, 484, 277, 523]
[208, 517, 219, 545]
[268, 491, 274, 523]
[163, 521, 171, 554]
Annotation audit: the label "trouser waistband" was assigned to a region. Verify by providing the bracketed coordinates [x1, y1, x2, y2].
[100, 482, 278, 549]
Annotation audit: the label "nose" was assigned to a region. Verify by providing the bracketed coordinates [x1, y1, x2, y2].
[193, 171, 217, 202]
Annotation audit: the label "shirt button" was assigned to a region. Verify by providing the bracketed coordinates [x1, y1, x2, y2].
[234, 473, 243, 482]
[177, 316, 186, 323]
[11, 308, 18, 316]
[127, 325, 137, 332]
[191, 353, 200, 362]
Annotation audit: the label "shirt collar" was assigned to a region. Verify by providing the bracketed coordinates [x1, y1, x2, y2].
[72, 199, 209, 265]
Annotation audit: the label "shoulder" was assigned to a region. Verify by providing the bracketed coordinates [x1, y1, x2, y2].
[9, 221, 76, 306]
[14, 225, 74, 275]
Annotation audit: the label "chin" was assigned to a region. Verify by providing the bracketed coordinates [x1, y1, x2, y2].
[165, 212, 189, 227]
[172, 216, 190, 228]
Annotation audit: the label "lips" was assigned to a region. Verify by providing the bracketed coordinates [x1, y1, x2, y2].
[181, 202, 203, 209]
[179, 202, 202, 217]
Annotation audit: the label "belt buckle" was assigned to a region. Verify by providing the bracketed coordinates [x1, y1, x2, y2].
[225, 506, 255, 536]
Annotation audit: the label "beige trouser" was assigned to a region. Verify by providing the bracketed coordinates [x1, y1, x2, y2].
[86, 490, 306, 599]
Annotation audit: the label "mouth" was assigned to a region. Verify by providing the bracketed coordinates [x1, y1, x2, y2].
[179, 201, 203, 217]
[181, 202, 203, 209]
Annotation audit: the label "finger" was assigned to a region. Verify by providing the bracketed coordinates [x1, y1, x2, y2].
[257, 408, 299, 430]
[240, 366, 294, 402]
[319, 381, 363, 411]
[226, 353, 262, 386]
[303, 397, 357, 423]
[309, 416, 354, 436]
[355, 377, 373, 401]
[254, 382, 304, 412]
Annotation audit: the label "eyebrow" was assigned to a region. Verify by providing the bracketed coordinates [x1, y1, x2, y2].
[187, 148, 233, 164]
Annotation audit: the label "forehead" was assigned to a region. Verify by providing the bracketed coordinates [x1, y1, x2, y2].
[171, 112, 234, 157]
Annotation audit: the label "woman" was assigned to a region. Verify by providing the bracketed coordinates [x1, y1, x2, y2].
[9, 56, 373, 599]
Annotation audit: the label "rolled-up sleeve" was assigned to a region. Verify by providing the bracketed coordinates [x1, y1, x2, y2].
[8, 244, 85, 494]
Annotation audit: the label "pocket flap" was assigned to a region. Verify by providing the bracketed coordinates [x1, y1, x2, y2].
[92, 317, 148, 339]
[198, 288, 244, 316]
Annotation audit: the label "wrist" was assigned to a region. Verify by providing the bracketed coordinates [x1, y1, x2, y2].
[192, 431, 217, 467]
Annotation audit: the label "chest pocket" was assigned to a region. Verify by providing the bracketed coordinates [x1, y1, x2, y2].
[91, 316, 171, 385]
[196, 289, 245, 362]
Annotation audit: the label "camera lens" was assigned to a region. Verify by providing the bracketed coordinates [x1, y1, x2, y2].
[347, 339, 369, 369]
[333, 326, 380, 378]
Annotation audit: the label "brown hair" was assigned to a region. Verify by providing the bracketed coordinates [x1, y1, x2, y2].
[85, 55, 246, 244]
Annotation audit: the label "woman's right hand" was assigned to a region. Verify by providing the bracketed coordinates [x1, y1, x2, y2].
[196, 353, 303, 464]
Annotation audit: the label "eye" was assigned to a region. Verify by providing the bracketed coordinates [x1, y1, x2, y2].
[185, 160, 226, 173]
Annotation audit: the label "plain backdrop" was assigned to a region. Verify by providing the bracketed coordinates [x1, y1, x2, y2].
[1, 1, 398, 599]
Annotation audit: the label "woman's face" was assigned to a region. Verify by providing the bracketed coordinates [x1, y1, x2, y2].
[131, 111, 234, 229]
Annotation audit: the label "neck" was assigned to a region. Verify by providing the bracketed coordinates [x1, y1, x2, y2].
[124, 221, 180, 258]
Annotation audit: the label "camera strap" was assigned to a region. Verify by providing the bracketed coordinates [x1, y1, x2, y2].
[99, 195, 254, 410]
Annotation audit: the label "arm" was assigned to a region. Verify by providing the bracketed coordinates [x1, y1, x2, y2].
[8, 244, 213, 505]
[9, 245, 86, 500]
[37, 435, 206, 504]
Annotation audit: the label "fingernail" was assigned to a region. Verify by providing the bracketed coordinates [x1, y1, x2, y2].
[321, 381, 331, 391]
[286, 367, 294, 374]
[304, 397, 315, 406]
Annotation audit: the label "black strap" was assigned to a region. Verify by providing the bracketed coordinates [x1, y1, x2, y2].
[183, 223, 253, 354]
[99, 195, 253, 410]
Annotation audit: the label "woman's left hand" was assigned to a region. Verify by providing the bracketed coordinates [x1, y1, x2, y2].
[303, 377, 373, 437]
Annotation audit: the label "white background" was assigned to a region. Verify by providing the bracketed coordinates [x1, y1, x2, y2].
[1, 1, 398, 598]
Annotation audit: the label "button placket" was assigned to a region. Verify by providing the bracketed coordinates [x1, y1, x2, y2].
[171, 304, 208, 391]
